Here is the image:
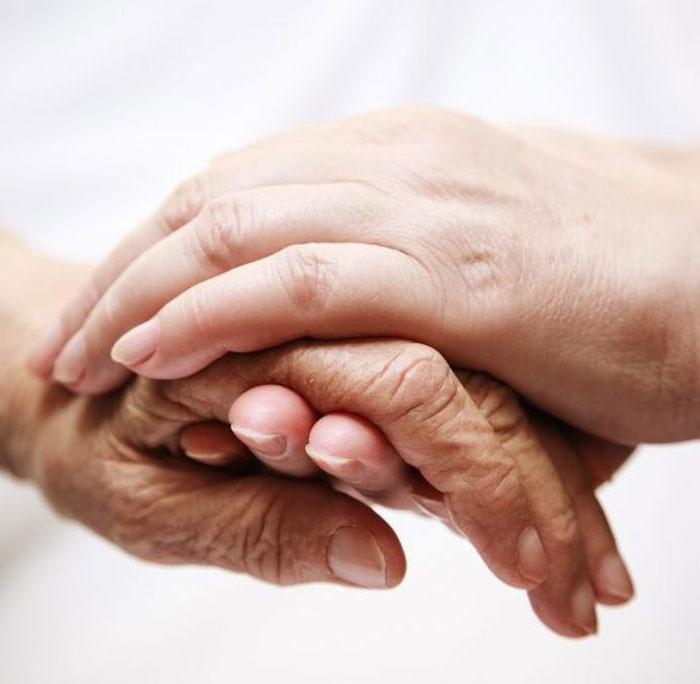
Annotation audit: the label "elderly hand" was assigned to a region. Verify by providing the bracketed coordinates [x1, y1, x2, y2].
[0, 244, 403, 589]
[4, 244, 631, 637]
[13, 337, 632, 637]
[31, 105, 700, 445]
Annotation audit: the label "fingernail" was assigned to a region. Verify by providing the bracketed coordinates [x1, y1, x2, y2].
[183, 449, 233, 465]
[232, 426, 287, 458]
[327, 526, 387, 588]
[411, 493, 450, 521]
[518, 526, 548, 585]
[53, 331, 86, 385]
[111, 319, 160, 367]
[571, 580, 598, 635]
[27, 320, 64, 376]
[305, 446, 367, 485]
[597, 553, 634, 602]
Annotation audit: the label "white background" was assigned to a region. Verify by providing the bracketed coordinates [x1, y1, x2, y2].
[1, 1, 699, 682]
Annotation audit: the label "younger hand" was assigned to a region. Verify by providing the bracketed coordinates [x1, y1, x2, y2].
[30, 105, 700, 443]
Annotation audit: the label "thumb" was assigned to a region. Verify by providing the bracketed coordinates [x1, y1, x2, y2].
[137, 471, 407, 588]
[42, 416, 405, 588]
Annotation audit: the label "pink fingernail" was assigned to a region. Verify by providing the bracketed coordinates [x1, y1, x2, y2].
[183, 449, 235, 465]
[111, 319, 160, 367]
[327, 526, 387, 588]
[305, 446, 367, 485]
[597, 553, 634, 603]
[518, 526, 548, 585]
[231, 426, 287, 458]
[571, 580, 598, 636]
[52, 331, 87, 385]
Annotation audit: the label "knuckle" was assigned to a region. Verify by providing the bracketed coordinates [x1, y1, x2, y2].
[545, 503, 579, 552]
[461, 373, 527, 439]
[277, 244, 337, 311]
[348, 104, 439, 144]
[471, 458, 523, 519]
[344, 112, 410, 146]
[116, 378, 196, 449]
[184, 284, 219, 340]
[446, 457, 524, 544]
[98, 287, 127, 333]
[390, 102, 440, 121]
[161, 175, 207, 230]
[195, 196, 245, 270]
[376, 343, 454, 425]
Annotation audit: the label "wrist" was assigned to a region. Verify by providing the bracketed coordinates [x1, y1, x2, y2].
[630, 158, 700, 440]
[0, 357, 38, 478]
[0, 237, 88, 478]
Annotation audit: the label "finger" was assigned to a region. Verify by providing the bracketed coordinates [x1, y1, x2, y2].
[230, 385, 319, 478]
[110, 244, 439, 381]
[410, 478, 454, 524]
[27, 139, 363, 379]
[52, 183, 376, 394]
[457, 372, 597, 637]
[179, 421, 248, 466]
[306, 412, 410, 495]
[26, 210, 187, 380]
[171, 475, 407, 588]
[533, 419, 634, 606]
[568, 430, 635, 489]
[232, 386, 419, 507]
[53, 434, 406, 588]
[227, 382, 416, 503]
[170, 340, 549, 591]
[231, 393, 425, 510]
[310, 379, 551, 593]
[573, 495, 635, 606]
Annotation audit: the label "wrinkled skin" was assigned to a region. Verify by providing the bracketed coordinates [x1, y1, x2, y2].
[10, 323, 633, 636]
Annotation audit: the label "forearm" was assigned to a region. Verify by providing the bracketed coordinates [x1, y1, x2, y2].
[635, 141, 700, 179]
[0, 234, 87, 477]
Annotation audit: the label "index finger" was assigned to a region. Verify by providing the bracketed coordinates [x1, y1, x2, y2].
[26, 137, 361, 379]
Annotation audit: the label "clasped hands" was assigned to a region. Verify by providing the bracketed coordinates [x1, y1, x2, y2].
[24, 105, 698, 638]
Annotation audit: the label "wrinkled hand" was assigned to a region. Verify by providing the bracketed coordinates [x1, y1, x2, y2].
[11, 351, 406, 590]
[15, 336, 634, 637]
[32, 105, 700, 443]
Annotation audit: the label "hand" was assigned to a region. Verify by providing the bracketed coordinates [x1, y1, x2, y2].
[6, 253, 631, 636]
[31, 105, 700, 444]
[184, 340, 636, 637]
[178, 351, 634, 637]
[101, 337, 634, 637]
[1, 249, 406, 590]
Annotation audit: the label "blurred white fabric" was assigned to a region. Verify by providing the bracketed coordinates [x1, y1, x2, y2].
[1, 1, 699, 682]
